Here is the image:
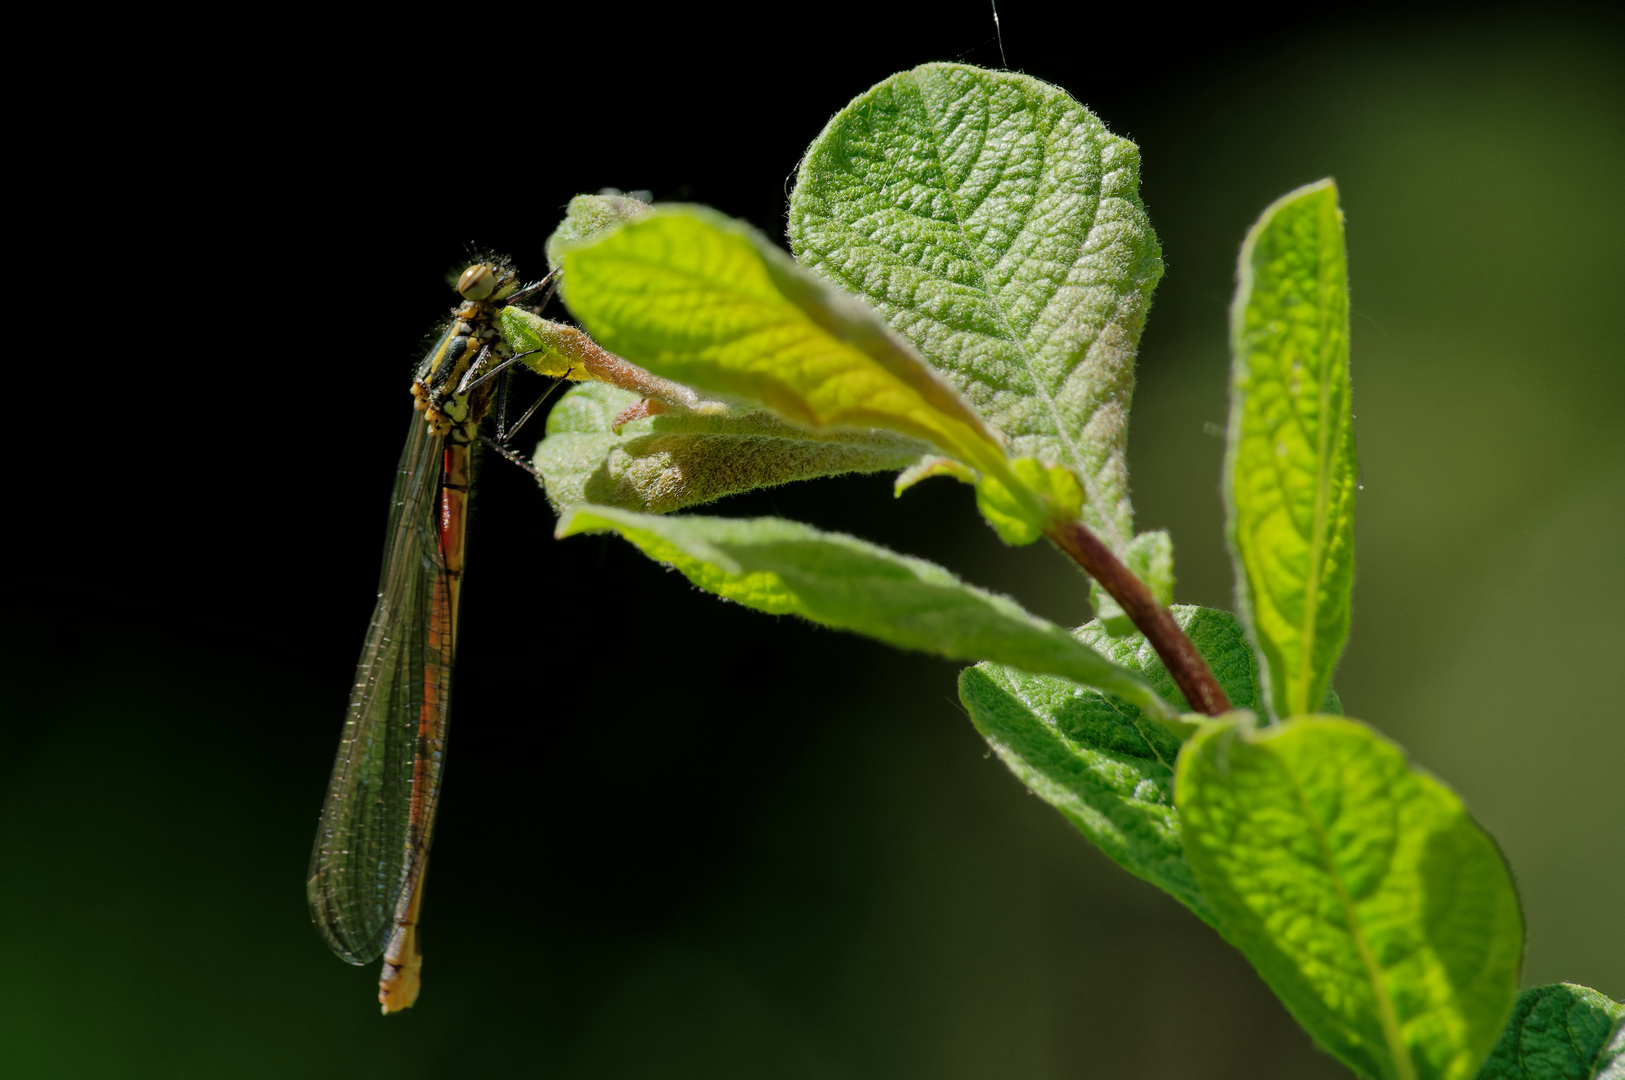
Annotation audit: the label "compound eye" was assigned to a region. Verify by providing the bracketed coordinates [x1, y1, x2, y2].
[458, 264, 496, 300]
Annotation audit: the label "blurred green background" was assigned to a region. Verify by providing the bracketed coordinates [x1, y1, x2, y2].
[7, 4, 1620, 1076]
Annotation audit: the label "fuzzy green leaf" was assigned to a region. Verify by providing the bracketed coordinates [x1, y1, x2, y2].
[557, 504, 1173, 716]
[1177, 716, 1524, 1080]
[788, 62, 1163, 555]
[556, 205, 1011, 475]
[556, 204, 1094, 538]
[1226, 179, 1357, 719]
[958, 605, 1338, 923]
[1093, 529, 1175, 636]
[533, 382, 929, 514]
[960, 606, 1262, 925]
[1476, 983, 1624, 1080]
[545, 192, 653, 279]
[973, 457, 1084, 546]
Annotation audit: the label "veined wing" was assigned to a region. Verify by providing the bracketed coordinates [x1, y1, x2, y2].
[308, 413, 452, 964]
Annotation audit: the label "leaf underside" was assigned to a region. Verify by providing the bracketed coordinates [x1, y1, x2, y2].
[558, 504, 1171, 716]
[534, 382, 929, 514]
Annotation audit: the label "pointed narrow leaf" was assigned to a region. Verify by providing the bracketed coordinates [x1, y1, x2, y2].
[1476, 983, 1624, 1080]
[788, 62, 1163, 554]
[534, 382, 929, 513]
[1177, 716, 1524, 1080]
[1226, 179, 1357, 718]
[557, 504, 1173, 716]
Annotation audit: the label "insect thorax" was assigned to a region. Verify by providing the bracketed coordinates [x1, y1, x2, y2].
[411, 297, 510, 439]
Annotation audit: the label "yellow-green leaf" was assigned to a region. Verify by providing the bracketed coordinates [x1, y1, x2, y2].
[1226, 179, 1358, 719]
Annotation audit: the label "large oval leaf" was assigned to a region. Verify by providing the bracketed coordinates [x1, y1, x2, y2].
[1177, 716, 1523, 1080]
[788, 62, 1163, 555]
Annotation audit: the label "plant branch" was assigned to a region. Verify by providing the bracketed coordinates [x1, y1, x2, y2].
[1046, 521, 1231, 716]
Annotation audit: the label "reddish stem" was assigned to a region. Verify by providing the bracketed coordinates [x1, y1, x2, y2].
[1046, 521, 1231, 717]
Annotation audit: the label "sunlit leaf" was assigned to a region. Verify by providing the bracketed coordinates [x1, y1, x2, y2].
[788, 62, 1163, 556]
[1225, 179, 1357, 718]
[555, 206, 1079, 541]
[1178, 715, 1523, 1080]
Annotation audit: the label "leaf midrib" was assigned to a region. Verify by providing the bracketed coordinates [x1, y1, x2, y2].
[1293, 203, 1343, 717]
[1279, 743, 1415, 1080]
[905, 70, 1105, 524]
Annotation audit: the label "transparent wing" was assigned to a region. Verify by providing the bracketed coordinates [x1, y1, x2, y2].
[307, 413, 451, 964]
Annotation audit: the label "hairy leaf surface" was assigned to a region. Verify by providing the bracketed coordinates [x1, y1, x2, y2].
[959, 605, 1336, 924]
[557, 504, 1173, 716]
[557, 205, 1092, 538]
[556, 205, 1009, 476]
[534, 382, 930, 513]
[1476, 983, 1624, 1080]
[1226, 179, 1357, 718]
[1178, 716, 1523, 1080]
[788, 62, 1162, 555]
[545, 192, 654, 280]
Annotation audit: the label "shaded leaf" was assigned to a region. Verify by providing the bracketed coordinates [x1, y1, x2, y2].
[557, 504, 1173, 716]
[534, 382, 929, 514]
[1226, 179, 1357, 718]
[959, 605, 1275, 925]
[1475, 983, 1624, 1080]
[788, 62, 1163, 555]
[1177, 716, 1524, 1080]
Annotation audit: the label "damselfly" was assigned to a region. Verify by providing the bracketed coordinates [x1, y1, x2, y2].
[307, 260, 555, 1013]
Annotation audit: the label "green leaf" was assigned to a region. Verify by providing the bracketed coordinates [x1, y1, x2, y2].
[960, 605, 1272, 926]
[893, 455, 976, 495]
[973, 457, 1084, 546]
[1093, 529, 1175, 636]
[556, 205, 1011, 477]
[545, 192, 653, 279]
[533, 381, 929, 514]
[556, 503, 1174, 717]
[1226, 179, 1357, 719]
[788, 62, 1163, 555]
[1177, 716, 1524, 1080]
[1476, 983, 1624, 1080]
[556, 204, 1093, 539]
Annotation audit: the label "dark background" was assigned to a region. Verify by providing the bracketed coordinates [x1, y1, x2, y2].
[6, 2, 1620, 1075]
